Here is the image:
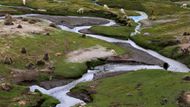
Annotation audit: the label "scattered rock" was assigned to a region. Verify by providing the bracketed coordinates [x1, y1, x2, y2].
[4, 14, 14, 25]
[39, 68, 53, 74]
[0, 83, 13, 91]
[3, 57, 13, 65]
[135, 83, 142, 90]
[22, 18, 28, 22]
[183, 32, 190, 36]
[18, 100, 27, 106]
[43, 53, 49, 61]
[17, 24, 23, 29]
[21, 47, 27, 54]
[48, 65, 55, 71]
[82, 34, 86, 38]
[28, 19, 38, 24]
[49, 23, 57, 28]
[177, 91, 190, 107]
[25, 63, 35, 70]
[160, 97, 168, 105]
[127, 93, 133, 96]
[36, 60, 45, 66]
[45, 32, 50, 36]
[127, 18, 132, 27]
[183, 76, 190, 81]
[149, 16, 156, 20]
[55, 52, 62, 56]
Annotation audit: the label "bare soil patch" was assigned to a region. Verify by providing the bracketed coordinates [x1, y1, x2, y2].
[0, 17, 54, 37]
[66, 45, 117, 63]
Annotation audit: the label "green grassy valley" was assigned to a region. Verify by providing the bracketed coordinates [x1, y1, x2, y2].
[72, 69, 190, 107]
[0, 0, 190, 107]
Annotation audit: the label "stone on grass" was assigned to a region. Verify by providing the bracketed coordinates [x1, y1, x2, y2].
[82, 34, 86, 38]
[18, 100, 27, 106]
[183, 76, 190, 81]
[22, 18, 28, 22]
[49, 23, 57, 28]
[160, 97, 168, 105]
[127, 93, 133, 96]
[43, 53, 49, 61]
[36, 60, 45, 66]
[45, 32, 50, 36]
[177, 91, 190, 107]
[17, 24, 23, 29]
[28, 19, 38, 24]
[0, 83, 12, 91]
[4, 14, 14, 25]
[3, 57, 13, 65]
[25, 63, 35, 70]
[183, 32, 190, 36]
[48, 65, 55, 70]
[55, 52, 62, 56]
[21, 47, 27, 54]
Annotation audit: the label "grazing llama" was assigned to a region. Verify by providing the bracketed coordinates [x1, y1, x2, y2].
[181, 3, 188, 8]
[120, 8, 126, 15]
[77, 8, 84, 14]
[103, 4, 110, 10]
[23, 0, 26, 5]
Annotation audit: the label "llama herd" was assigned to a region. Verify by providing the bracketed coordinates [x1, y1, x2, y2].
[77, 4, 128, 21]
[21, 0, 128, 19]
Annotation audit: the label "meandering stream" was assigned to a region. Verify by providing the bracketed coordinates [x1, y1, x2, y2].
[29, 11, 190, 107]
[1, 2, 190, 107]
[0, 2, 190, 107]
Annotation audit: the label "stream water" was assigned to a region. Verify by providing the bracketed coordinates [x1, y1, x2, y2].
[29, 11, 190, 107]
[1, 2, 189, 107]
